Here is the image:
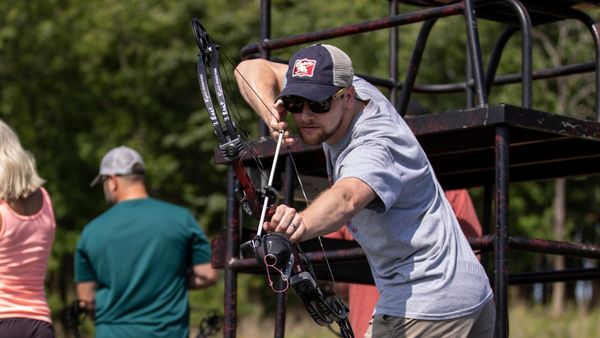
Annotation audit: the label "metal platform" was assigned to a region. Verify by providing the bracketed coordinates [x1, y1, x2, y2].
[215, 104, 600, 191]
[214, 104, 600, 337]
[211, 1, 600, 337]
[400, 0, 600, 25]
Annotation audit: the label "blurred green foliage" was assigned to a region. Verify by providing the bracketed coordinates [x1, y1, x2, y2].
[2, 0, 600, 336]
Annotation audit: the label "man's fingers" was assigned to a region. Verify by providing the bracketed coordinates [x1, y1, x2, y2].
[265, 204, 291, 233]
[262, 221, 274, 232]
[270, 120, 288, 132]
[289, 221, 305, 244]
[270, 128, 296, 146]
[282, 136, 297, 146]
[264, 219, 303, 243]
[270, 101, 292, 142]
[274, 99, 287, 115]
[263, 204, 305, 243]
[274, 219, 290, 233]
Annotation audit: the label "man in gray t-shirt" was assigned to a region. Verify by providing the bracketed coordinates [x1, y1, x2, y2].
[236, 43, 494, 338]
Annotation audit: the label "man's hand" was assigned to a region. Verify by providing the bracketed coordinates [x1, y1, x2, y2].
[269, 99, 296, 146]
[264, 204, 305, 244]
[76, 281, 97, 321]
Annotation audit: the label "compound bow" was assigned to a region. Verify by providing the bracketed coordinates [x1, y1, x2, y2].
[191, 18, 354, 338]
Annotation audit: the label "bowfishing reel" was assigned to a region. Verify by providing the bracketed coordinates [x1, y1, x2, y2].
[253, 232, 293, 271]
[240, 231, 294, 287]
[240, 231, 292, 270]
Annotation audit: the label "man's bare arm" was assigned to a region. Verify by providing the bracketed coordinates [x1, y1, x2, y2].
[76, 281, 97, 321]
[265, 177, 377, 243]
[299, 177, 377, 241]
[235, 59, 294, 144]
[188, 262, 219, 290]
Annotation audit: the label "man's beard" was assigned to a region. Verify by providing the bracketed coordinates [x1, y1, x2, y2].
[297, 112, 344, 146]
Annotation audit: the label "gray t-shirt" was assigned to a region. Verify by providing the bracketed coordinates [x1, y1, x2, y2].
[324, 77, 493, 320]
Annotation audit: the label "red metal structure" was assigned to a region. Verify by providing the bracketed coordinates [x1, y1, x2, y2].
[211, 1, 600, 337]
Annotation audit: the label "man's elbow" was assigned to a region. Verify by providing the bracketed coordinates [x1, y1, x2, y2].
[205, 269, 219, 286]
[189, 266, 219, 290]
[235, 60, 255, 80]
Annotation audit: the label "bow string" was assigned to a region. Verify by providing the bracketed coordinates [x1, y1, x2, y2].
[191, 18, 354, 338]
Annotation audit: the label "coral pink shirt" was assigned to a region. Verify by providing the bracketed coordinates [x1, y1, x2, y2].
[0, 187, 56, 323]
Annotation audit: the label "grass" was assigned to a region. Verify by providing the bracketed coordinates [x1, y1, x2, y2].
[227, 304, 600, 338]
[52, 303, 600, 337]
[509, 304, 600, 338]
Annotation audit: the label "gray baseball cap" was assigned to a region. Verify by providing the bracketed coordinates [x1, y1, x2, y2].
[90, 146, 146, 187]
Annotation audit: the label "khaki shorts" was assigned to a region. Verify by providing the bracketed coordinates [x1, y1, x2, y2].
[364, 299, 495, 338]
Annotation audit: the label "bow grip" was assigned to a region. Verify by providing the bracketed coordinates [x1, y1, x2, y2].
[231, 158, 277, 221]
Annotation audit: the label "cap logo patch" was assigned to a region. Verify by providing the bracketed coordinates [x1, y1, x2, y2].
[292, 59, 317, 77]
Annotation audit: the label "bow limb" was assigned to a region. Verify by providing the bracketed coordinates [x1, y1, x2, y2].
[193, 18, 277, 223]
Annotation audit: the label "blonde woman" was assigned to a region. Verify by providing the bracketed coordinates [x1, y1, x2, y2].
[0, 119, 56, 338]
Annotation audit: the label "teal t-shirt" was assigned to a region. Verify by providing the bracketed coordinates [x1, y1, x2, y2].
[74, 198, 211, 338]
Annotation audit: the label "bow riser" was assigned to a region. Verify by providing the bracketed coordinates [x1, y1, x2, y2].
[230, 158, 277, 221]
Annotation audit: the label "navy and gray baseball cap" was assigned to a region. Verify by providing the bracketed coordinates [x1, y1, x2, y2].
[90, 146, 146, 187]
[276, 44, 354, 102]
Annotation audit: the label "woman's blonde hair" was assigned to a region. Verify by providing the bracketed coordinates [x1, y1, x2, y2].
[0, 119, 45, 200]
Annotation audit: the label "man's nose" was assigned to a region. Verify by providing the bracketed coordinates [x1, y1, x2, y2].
[301, 102, 316, 117]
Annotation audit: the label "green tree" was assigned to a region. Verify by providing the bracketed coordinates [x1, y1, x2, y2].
[3, 0, 600, 336]
[0, 0, 262, 334]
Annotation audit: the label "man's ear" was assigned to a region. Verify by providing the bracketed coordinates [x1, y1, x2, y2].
[345, 85, 356, 109]
[108, 174, 119, 192]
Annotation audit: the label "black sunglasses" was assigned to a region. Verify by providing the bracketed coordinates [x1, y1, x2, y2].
[282, 87, 347, 114]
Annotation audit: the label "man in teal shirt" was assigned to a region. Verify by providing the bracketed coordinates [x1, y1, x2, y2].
[75, 146, 218, 337]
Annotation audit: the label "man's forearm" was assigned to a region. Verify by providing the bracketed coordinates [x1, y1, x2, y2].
[188, 275, 216, 290]
[300, 196, 354, 241]
[300, 178, 376, 241]
[188, 263, 219, 290]
[235, 59, 287, 124]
